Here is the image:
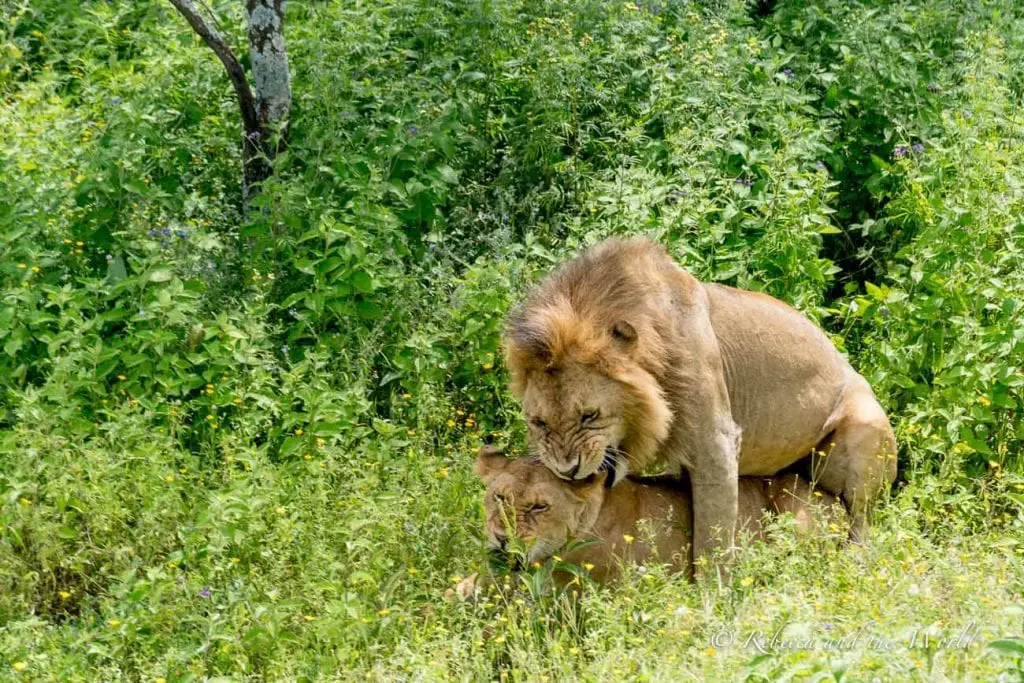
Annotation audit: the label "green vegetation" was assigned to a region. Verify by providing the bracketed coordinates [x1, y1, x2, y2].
[2, 0, 1023, 679]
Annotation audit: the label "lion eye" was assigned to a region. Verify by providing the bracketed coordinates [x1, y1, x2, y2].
[580, 409, 599, 425]
[528, 503, 548, 513]
[530, 417, 548, 430]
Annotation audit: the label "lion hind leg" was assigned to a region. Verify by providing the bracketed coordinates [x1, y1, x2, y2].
[807, 382, 897, 542]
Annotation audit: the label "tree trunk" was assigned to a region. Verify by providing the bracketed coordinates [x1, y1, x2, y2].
[167, 0, 291, 216]
[244, 0, 291, 212]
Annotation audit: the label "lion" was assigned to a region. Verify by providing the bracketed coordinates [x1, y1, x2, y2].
[503, 236, 896, 566]
[456, 447, 842, 594]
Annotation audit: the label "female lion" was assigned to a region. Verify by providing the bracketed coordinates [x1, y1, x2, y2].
[456, 447, 842, 595]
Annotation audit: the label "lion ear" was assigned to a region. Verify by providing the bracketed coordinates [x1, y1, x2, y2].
[475, 446, 509, 480]
[610, 321, 637, 347]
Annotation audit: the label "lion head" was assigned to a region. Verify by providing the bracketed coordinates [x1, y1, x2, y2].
[503, 238, 681, 482]
[475, 446, 606, 564]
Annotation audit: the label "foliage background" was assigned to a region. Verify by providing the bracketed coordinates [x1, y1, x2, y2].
[1, 0, 1022, 679]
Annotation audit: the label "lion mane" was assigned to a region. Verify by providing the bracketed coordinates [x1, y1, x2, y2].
[503, 238, 687, 470]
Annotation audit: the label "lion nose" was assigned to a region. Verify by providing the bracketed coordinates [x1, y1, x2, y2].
[558, 454, 582, 479]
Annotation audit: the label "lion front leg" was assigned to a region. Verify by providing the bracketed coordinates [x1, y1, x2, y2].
[682, 413, 742, 576]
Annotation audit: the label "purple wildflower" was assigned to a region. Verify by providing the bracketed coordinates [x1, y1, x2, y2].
[176, 229, 189, 239]
[963, 110, 973, 119]
[824, 623, 834, 631]
[815, 161, 826, 171]
[110, 96, 122, 106]
[783, 68, 793, 77]
[199, 586, 212, 599]
[247, 130, 262, 142]
[911, 143, 925, 154]
[894, 145, 908, 159]
[406, 124, 419, 137]
[879, 306, 890, 318]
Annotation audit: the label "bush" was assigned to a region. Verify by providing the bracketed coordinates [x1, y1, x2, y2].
[1, 0, 1022, 679]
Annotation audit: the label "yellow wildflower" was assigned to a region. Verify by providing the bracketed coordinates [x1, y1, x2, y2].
[377, 608, 390, 617]
[59, 590, 72, 600]
[303, 614, 315, 622]
[740, 576, 754, 587]
[623, 534, 634, 544]
[107, 619, 122, 628]
[13, 662, 28, 673]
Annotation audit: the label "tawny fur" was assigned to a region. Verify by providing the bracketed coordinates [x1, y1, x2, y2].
[503, 236, 897, 562]
[464, 449, 842, 590]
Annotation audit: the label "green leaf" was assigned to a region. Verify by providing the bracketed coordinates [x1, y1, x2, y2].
[351, 270, 374, 294]
[988, 639, 1024, 656]
[437, 164, 460, 184]
[864, 282, 885, 300]
[357, 299, 383, 320]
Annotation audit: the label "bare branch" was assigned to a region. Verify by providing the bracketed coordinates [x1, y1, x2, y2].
[167, 0, 259, 137]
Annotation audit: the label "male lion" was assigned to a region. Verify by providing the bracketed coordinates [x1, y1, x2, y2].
[457, 447, 841, 593]
[503, 237, 896, 565]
